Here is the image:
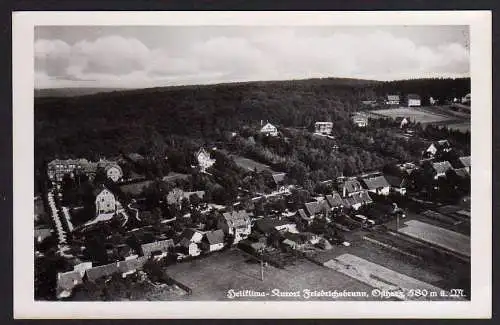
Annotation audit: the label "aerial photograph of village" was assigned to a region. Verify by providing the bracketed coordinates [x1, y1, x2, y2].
[33, 25, 471, 301]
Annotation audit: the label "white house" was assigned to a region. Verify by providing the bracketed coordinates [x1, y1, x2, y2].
[94, 186, 117, 216]
[260, 122, 278, 137]
[361, 175, 391, 196]
[352, 115, 368, 128]
[386, 94, 400, 105]
[218, 210, 252, 244]
[424, 140, 452, 159]
[407, 94, 421, 107]
[101, 162, 123, 182]
[202, 229, 225, 252]
[195, 147, 216, 172]
[314, 122, 333, 135]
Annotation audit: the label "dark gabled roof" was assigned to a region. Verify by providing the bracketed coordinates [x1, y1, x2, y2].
[117, 256, 148, 273]
[282, 232, 304, 244]
[345, 192, 373, 207]
[395, 117, 408, 123]
[221, 210, 251, 228]
[57, 270, 84, 291]
[180, 228, 200, 241]
[458, 156, 471, 168]
[325, 191, 343, 208]
[361, 175, 390, 190]
[86, 263, 120, 282]
[126, 153, 145, 162]
[271, 173, 286, 185]
[92, 184, 113, 198]
[183, 191, 205, 200]
[341, 179, 363, 193]
[255, 218, 291, 233]
[407, 93, 421, 100]
[385, 175, 407, 188]
[297, 209, 310, 221]
[454, 168, 470, 178]
[141, 239, 175, 256]
[387, 94, 400, 100]
[304, 201, 320, 216]
[432, 161, 453, 174]
[205, 229, 225, 245]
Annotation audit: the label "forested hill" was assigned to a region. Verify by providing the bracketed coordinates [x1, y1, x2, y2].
[35, 77, 470, 162]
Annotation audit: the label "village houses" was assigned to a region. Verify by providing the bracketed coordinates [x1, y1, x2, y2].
[351, 114, 368, 128]
[218, 210, 252, 244]
[47, 158, 123, 183]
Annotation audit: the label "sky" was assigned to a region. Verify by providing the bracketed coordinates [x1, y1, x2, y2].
[34, 26, 470, 89]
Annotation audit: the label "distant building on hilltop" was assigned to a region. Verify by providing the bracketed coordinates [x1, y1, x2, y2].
[314, 122, 333, 135]
[406, 94, 421, 107]
[260, 121, 278, 137]
[386, 94, 400, 106]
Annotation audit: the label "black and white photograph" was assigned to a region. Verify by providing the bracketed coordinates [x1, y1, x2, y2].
[13, 11, 491, 319]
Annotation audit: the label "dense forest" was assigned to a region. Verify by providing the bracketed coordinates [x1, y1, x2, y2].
[34, 77, 470, 195]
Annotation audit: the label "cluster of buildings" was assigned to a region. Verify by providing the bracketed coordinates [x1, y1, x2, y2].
[47, 158, 123, 183]
[385, 94, 421, 107]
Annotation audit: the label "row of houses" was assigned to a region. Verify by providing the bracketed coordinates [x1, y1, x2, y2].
[385, 94, 421, 107]
[48, 158, 123, 183]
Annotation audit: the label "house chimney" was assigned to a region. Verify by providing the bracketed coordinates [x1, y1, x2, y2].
[261, 120, 263, 127]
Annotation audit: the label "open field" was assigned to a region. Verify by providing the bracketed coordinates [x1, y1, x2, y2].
[232, 156, 274, 173]
[369, 107, 452, 123]
[398, 220, 470, 258]
[324, 254, 463, 301]
[164, 248, 380, 301]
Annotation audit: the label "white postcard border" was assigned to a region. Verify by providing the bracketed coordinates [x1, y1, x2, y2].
[13, 10, 492, 319]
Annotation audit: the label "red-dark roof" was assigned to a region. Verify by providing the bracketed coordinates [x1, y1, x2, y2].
[325, 191, 343, 208]
[205, 229, 225, 245]
[361, 175, 390, 190]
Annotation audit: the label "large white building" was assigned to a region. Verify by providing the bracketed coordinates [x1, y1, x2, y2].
[260, 122, 278, 137]
[94, 186, 117, 216]
[406, 94, 421, 107]
[195, 147, 216, 172]
[314, 122, 333, 135]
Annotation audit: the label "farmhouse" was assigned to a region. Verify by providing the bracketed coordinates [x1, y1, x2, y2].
[117, 256, 148, 278]
[406, 94, 421, 107]
[195, 147, 216, 172]
[386, 94, 400, 105]
[180, 228, 204, 244]
[140, 239, 175, 257]
[260, 122, 278, 137]
[201, 229, 225, 252]
[314, 122, 333, 135]
[93, 185, 117, 216]
[431, 161, 454, 179]
[254, 218, 296, 234]
[342, 192, 373, 210]
[96, 159, 123, 182]
[395, 117, 410, 129]
[85, 263, 120, 282]
[385, 175, 408, 195]
[34, 227, 52, 243]
[424, 140, 452, 159]
[218, 210, 252, 243]
[325, 191, 344, 210]
[361, 175, 391, 196]
[456, 156, 471, 173]
[338, 178, 366, 198]
[56, 270, 84, 299]
[351, 114, 368, 128]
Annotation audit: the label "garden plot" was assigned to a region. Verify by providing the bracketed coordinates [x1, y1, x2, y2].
[324, 254, 462, 301]
[398, 220, 470, 258]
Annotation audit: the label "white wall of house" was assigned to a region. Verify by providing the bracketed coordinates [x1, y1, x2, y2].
[209, 243, 224, 252]
[408, 99, 421, 107]
[95, 189, 116, 215]
[106, 166, 122, 182]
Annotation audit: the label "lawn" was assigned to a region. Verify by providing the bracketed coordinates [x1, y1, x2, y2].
[324, 254, 463, 301]
[162, 248, 380, 301]
[398, 220, 470, 258]
[370, 107, 453, 124]
[232, 156, 274, 173]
